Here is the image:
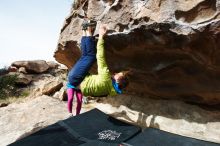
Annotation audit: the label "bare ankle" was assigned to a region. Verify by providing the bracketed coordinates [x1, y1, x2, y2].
[86, 27, 92, 36]
[82, 30, 86, 36]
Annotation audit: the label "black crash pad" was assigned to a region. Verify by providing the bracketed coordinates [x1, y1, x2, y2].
[124, 128, 220, 146]
[9, 108, 141, 146]
[61, 108, 141, 143]
[8, 123, 85, 146]
[80, 140, 119, 146]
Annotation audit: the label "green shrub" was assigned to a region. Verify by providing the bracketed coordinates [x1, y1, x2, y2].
[0, 74, 18, 99]
[19, 90, 30, 97]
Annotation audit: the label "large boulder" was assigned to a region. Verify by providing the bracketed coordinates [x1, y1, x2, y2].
[54, 0, 220, 105]
[46, 61, 60, 69]
[15, 73, 32, 85]
[30, 76, 64, 97]
[12, 60, 50, 73]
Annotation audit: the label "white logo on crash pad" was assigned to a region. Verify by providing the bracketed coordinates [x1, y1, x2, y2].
[98, 130, 121, 140]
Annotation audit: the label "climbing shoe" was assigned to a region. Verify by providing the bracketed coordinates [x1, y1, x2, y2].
[81, 19, 97, 30]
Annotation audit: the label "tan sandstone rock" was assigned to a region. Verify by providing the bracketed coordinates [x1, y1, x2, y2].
[0, 95, 90, 146]
[54, 0, 220, 105]
[12, 60, 49, 73]
[15, 73, 32, 85]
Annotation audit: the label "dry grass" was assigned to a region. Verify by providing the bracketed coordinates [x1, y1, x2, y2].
[0, 71, 30, 105]
[0, 89, 30, 105]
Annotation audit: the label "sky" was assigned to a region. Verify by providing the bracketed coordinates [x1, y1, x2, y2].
[0, 0, 73, 68]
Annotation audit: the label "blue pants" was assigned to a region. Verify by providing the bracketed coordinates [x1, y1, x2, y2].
[68, 36, 96, 87]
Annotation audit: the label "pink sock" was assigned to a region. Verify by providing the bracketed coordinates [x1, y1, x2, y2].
[67, 88, 75, 113]
[76, 90, 83, 115]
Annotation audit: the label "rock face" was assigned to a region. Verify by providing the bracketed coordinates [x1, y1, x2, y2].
[0, 96, 72, 146]
[15, 73, 32, 85]
[55, 0, 220, 105]
[31, 77, 63, 97]
[0, 60, 67, 104]
[12, 60, 50, 73]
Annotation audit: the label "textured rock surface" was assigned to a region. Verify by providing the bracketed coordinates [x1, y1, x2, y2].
[55, 0, 220, 105]
[41, 77, 63, 95]
[15, 73, 32, 85]
[0, 96, 69, 146]
[12, 60, 49, 73]
[53, 87, 67, 101]
[18, 67, 27, 74]
[0, 95, 92, 146]
[29, 74, 65, 98]
[0, 62, 67, 101]
[46, 61, 60, 69]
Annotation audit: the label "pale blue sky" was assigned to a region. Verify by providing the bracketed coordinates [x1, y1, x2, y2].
[0, 0, 73, 68]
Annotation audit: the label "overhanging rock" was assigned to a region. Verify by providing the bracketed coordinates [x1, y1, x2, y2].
[54, 0, 220, 105]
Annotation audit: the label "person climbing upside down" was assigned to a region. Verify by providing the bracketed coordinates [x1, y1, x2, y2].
[67, 23, 129, 116]
[80, 24, 129, 97]
[67, 19, 97, 116]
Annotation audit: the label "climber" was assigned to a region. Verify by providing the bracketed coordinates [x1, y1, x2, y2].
[67, 23, 129, 116]
[79, 24, 129, 97]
